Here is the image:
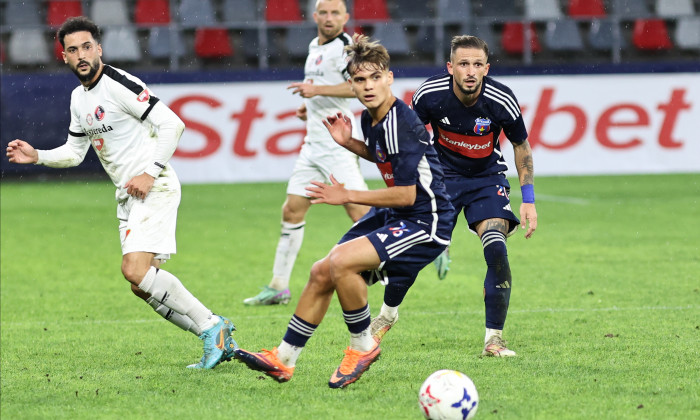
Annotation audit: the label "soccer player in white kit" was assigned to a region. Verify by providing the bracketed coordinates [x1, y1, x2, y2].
[6, 16, 236, 369]
[243, 0, 369, 306]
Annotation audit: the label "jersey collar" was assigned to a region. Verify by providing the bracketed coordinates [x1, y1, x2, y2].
[84, 65, 106, 91]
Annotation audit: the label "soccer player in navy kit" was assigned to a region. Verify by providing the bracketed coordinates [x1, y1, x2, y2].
[6, 17, 236, 369]
[234, 34, 455, 388]
[372, 35, 538, 357]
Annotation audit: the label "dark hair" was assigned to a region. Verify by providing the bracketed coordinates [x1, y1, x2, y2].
[450, 35, 489, 62]
[57, 16, 101, 48]
[344, 33, 390, 76]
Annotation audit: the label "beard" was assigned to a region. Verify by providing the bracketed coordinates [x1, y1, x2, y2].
[71, 58, 100, 83]
[456, 79, 481, 96]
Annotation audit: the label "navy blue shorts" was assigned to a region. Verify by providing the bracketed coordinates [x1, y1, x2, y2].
[445, 174, 520, 236]
[339, 207, 450, 286]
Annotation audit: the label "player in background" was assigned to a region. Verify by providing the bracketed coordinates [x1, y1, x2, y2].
[243, 0, 369, 306]
[371, 35, 538, 357]
[6, 16, 236, 369]
[233, 35, 455, 388]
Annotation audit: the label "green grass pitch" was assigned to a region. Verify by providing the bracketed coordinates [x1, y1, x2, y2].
[1, 174, 698, 419]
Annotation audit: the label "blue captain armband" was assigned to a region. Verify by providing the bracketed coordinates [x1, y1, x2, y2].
[521, 184, 535, 203]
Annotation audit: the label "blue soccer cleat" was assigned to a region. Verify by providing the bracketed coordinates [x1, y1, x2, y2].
[187, 316, 233, 369]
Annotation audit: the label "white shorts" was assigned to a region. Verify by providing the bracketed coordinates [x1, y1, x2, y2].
[117, 185, 181, 259]
[287, 141, 368, 197]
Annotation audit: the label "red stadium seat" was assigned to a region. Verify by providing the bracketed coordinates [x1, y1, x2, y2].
[194, 28, 234, 58]
[354, 0, 390, 21]
[46, 1, 83, 27]
[632, 19, 673, 50]
[134, 0, 171, 25]
[501, 22, 541, 54]
[567, 0, 606, 17]
[265, 0, 303, 22]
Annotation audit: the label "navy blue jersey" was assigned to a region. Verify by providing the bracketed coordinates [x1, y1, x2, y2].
[360, 98, 454, 242]
[412, 74, 528, 179]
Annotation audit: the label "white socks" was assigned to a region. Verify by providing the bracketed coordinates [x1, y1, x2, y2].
[270, 221, 305, 290]
[146, 296, 202, 336]
[485, 328, 503, 343]
[277, 341, 303, 367]
[138, 266, 217, 332]
[350, 327, 376, 352]
[379, 302, 399, 321]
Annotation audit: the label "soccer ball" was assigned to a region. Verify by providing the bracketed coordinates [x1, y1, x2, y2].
[418, 370, 479, 420]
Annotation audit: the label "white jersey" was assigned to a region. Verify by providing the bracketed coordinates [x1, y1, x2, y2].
[303, 32, 361, 144]
[37, 65, 184, 201]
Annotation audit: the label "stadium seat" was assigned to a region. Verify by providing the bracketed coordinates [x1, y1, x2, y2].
[353, 0, 390, 21]
[134, 0, 171, 26]
[240, 29, 280, 59]
[611, 0, 649, 18]
[4, 0, 41, 26]
[501, 22, 541, 55]
[632, 19, 673, 51]
[194, 28, 234, 59]
[474, 0, 519, 17]
[588, 19, 626, 51]
[544, 19, 584, 51]
[567, 0, 606, 17]
[391, 0, 433, 20]
[524, 0, 563, 20]
[90, 0, 130, 26]
[469, 22, 501, 55]
[148, 27, 185, 60]
[372, 22, 411, 56]
[284, 26, 316, 58]
[178, 0, 217, 27]
[101, 27, 143, 62]
[414, 24, 437, 56]
[53, 38, 65, 61]
[265, 0, 303, 22]
[437, 0, 471, 25]
[674, 17, 700, 50]
[47, 1, 84, 27]
[8, 28, 51, 65]
[655, 0, 695, 17]
[224, 0, 259, 23]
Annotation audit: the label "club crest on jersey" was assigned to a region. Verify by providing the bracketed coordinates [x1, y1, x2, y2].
[86, 113, 93, 125]
[375, 143, 387, 162]
[92, 138, 104, 151]
[315, 54, 323, 65]
[389, 222, 410, 237]
[137, 89, 150, 103]
[473, 117, 491, 135]
[95, 105, 105, 121]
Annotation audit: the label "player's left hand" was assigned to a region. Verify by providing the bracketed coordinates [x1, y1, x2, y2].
[124, 173, 155, 200]
[519, 203, 537, 239]
[288, 81, 316, 98]
[306, 174, 349, 206]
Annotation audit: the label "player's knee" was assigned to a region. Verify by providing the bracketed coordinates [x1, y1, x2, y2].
[121, 260, 148, 285]
[308, 259, 334, 291]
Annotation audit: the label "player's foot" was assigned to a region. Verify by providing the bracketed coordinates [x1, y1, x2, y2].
[328, 344, 381, 389]
[220, 316, 238, 362]
[243, 286, 291, 306]
[370, 313, 398, 344]
[233, 347, 294, 382]
[433, 248, 451, 280]
[187, 316, 232, 369]
[481, 335, 517, 357]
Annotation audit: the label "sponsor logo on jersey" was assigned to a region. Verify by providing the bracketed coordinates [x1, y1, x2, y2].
[86, 113, 93, 125]
[95, 105, 105, 121]
[389, 221, 410, 238]
[376, 162, 395, 187]
[85, 124, 114, 137]
[437, 127, 493, 159]
[137, 89, 150, 103]
[92, 138, 104, 151]
[496, 185, 509, 198]
[473, 117, 492, 135]
[440, 117, 451, 125]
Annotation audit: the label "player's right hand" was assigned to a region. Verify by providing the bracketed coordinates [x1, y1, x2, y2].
[6, 139, 39, 164]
